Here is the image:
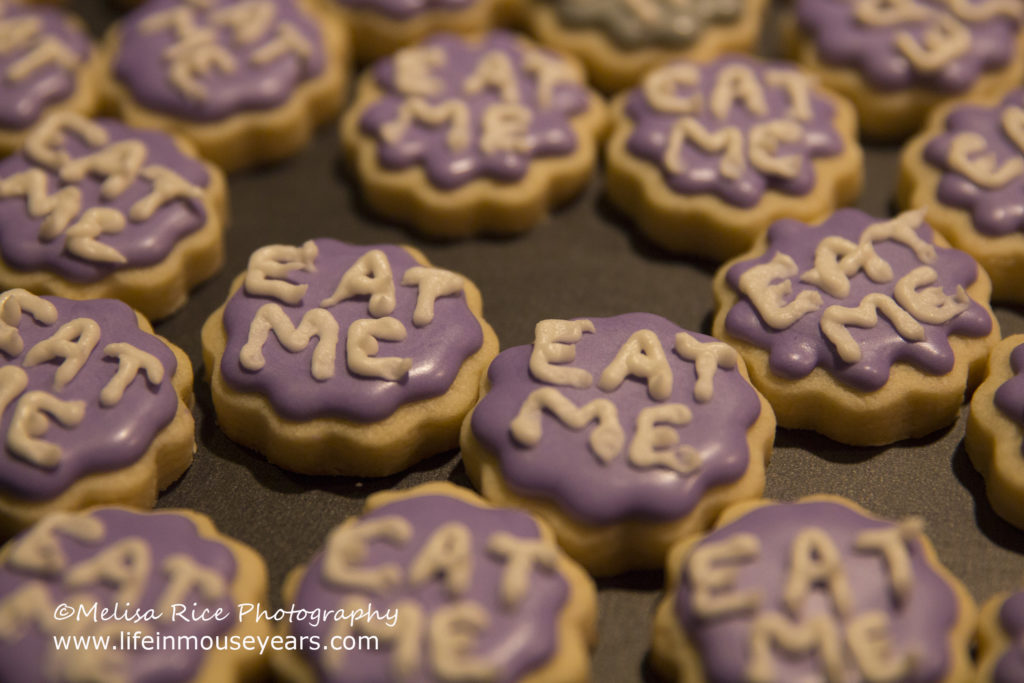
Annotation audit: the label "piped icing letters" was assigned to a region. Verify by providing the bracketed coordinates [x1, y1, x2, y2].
[625, 56, 845, 208]
[0, 2, 91, 131]
[0, 293, 178, 500]
[0, 113, 211, 283]
[113, 0, 326, 121]
[723, 209, 992, 390]
[795, 0, 1023, 92]
[359, 31, 591, 190]
[470, 313, 763, 525]
[923, 88, 1024, 237]
[672, 500, 957, 682]
[0, 508, 237, 683]
[221, 239, 483, 423]
[293, 491, 570, 682]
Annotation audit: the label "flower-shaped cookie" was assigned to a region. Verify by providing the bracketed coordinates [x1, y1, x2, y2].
[606, 55, 863, 261]
[105, 0, 348, 171]
[653, 496, 976, 683]
[789, 0, 1024, 139]
[0, 291, 194, 535]
[902, 88, 1024, 302]
[0, 113, 226, 320]
[978, 585, 1024, 682]
[0, 507, 269, 680]
[274, 483, 596, 683]
[713, 208, 999, 445]
[342, 30, 608, 238]
[0, 0, 101, 153]
[462, 312, 775, 575]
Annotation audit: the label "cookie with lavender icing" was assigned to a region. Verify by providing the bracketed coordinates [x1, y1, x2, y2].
[330, 0, 518, 63]
[0, 112, 227, 321]
[901, 88, 1024, 303]
[606, 55, 864, 262]
[787, 0, 1024, 140]
[652, 495, 976, 683]
[273, 482, 596, 683]
[978, 585, 1024, 682]
[528, 0, 768, 93]
[103, 0, 348, 172]
[341, 30, 608, 238]
[202, 238, 499, 476]
[0, 291, 194, 536]
[0, 0, 101, 155]
[712, 208, 999, 446]
[461, 312, 775, 576]
[965, 334, 1024, 531]
[0, 506, 270, 681]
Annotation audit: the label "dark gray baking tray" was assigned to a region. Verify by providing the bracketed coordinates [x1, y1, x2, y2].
[66, 2, 1024, 680]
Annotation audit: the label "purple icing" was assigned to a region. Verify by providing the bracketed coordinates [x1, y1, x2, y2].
[292, 493, 569, 683]
[795, 0, 1022, 93]
[624, 56, 844, 208]
[723, 209, 992, 391]
[673, 501, 959, 681]
[470, 312, 763, 525]
[334, 0, 475, 21]
[0, 2, 91, 130]
[0, 118, 211, 283]
[924, 88, 1024, 237]
[359, 31, 590, 189]
[0, 295, 179, 500]
[114, 0, 326, 122]
[219, 239, 483, 422]
[993, 342, 1024, 429]
[996, 591, 1024, 683]
[0, 508, 237, 683]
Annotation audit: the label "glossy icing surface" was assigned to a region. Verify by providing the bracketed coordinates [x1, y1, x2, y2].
[795, 0, 1023, 93]
[0, 115, 211, 283]
[546, 0, 745, 49]
[923, 88, 1024, 237]
[471, 312, 762, 524]
[114, 0, 326, 122]
[723, 209, 992, 391]
[358, 31, 591, 189]
[334, 0, 476, 20]
[0, 508, 237, 682]
[219, 239, 483, 422]
[672, 500, 960, 681]
[996, 590, 1024, 683]
[993, 342, 1024, 432]
[0, 0, 91, 130]
[292, 492, 569, 682]
[624, 56, 845, 208]
[0, 292, 179, 500]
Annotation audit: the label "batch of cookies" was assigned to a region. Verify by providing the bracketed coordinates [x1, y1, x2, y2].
[0, 0, 1023, 680]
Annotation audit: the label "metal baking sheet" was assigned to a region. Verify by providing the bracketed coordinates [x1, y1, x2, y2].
[63, 2, 1024, 680]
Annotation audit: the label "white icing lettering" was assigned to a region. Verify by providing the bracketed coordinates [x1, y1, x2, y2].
[629, 403, 701, 475]
[710, 64, 768, 120]
[64, 538, 152, 605]
[210, 0, 275, 44]
[765, 69, 814, 122]
[6, 36, 78, 83]
[249, 22, 313, 67]
[947, 131, 1024, 189]
[746, 612, 845, 683]
[846, 611, 914, 681]
[820, 293, 926, 364]
[345, 317, 412, 381]
[598, 329, 673, 401]
[129, 165, 203, 221]
[672, 332, 738, 403]
[322, 516, 414, 594]
[63, 208, 128, 264]
[4, 511, 105, 576]
[58, 140, 147, 200]
[509, 387, 624, 463]
[400, 266, 464, 327]
[0, 168, 82, 240]
[7, 391, 85, 468]
[429, 602, 497, 683]
[643, 63, 702, 115]
[486, 532, 558, 610]
[0, 288, 57, 356]
[738, 253, 823, 329]
[895, 12, 971, 73]
[528, 318, 595, 389]
[522, 48, 579, 109]
[479, 103, 533, 156]
[663, 118, 746, 179]
[0, 365, 27, 417]
[748, 119, 804, 179]
[100, 343, 165, 408]
[380, 98, 472, 152]
[392, 45, 446, 98]
[24, 113, 108, 171]
[239, 304, 339, 381]
[154, 555, 228, 621]
[686, 533, 761, 619]
[408, 522, 473, 598]
[853, 517, 923, 605]
[23, 317, 100, 391]
[783, 528, 853, 616]
[244, 240, 318, 305]
[463, 50, 519, 103]
[320, 249, 396, 316]
[893, 266, 969, 325]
